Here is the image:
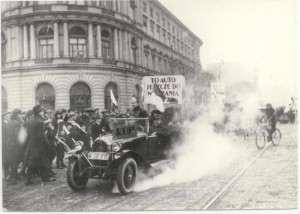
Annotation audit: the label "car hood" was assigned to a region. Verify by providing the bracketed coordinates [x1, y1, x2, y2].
[100, 132, 147, 145]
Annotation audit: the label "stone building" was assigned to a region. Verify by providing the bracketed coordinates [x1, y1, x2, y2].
[1, 0, 202, 112]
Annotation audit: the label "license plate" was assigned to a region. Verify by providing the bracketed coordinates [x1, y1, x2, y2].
[88, 152, 109, 160]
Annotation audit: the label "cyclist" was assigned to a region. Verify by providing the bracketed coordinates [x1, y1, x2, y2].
[259, 103, 277, 141]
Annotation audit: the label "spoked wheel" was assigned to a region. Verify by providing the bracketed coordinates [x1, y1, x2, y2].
[255, 131, 266, 149]
[67, 159, 88, 191]
[116, 157, 138, 195]
[271, 129, 281, 146]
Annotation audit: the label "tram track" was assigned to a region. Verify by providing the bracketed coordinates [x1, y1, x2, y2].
[202, 141, 272, 210]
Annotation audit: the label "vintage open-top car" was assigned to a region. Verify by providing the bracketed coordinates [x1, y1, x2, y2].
[66, 118, 175, 195]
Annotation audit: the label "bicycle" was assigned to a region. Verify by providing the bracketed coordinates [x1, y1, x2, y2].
[255, 122, 281, 149]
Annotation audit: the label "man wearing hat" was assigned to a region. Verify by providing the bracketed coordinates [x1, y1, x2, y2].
[260, 103, 277, 141]
[2, 111, 11, 179]
[90, 113, 105, 141]
[5, 108, 25, 184]
[129, 96, 148, 118]
[25, 105, 55, 185]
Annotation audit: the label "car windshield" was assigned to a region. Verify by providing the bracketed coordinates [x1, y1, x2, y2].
[109, 118, 149, 140]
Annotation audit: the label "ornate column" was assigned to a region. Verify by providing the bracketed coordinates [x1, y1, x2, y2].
[88, 23, 94, 58]
[118, 29, 122, 60]
[113, 0, 117, 11]
[128, 33, 133, 63]
[30, 23, 36, 59]
[23, 24, 29, 59]
[53, 22, 59, 57]
[63, 21, 69, 57]
[113, 28, 119, 59]
[124, 31, 129, 61]
[96, 24, 102, 58]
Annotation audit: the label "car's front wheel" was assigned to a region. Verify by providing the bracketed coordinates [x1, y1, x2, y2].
[67, 158, 88, 191]
[116, 157, 138, 195]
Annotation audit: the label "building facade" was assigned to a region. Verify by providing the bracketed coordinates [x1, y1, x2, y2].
[1, 0, 202, 113]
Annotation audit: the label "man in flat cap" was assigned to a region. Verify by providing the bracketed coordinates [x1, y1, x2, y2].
[25, 105, 55, 185]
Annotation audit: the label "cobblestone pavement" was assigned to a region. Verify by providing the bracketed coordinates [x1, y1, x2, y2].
[2, 124, 297, 211]
[211, 124, 298, 210]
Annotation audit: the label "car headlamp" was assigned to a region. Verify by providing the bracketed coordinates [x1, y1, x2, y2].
[74, 141, 84, 151]
[112, 142, 122, 152]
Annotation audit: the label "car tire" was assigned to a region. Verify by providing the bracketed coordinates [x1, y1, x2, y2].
[116, 157, 138, 195]
[67, 159, 88, 191]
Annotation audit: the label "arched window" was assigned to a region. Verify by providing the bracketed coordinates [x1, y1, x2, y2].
[38, 27, 54, 58]
[104, 82, 118, 111]
[2, 86, 8, 113]
[101, 30, 112, 59]
[100, 0, 113, 9]
[1, 32, 7, 65]
[131, 37, 137, 65]
[35, 83, 55, 109]
[70, 82, 91, 112]
[69, 27, 87, 58]
[134, 84, 141, 102]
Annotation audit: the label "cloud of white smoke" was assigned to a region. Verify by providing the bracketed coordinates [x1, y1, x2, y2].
[135, 107, 237, 192]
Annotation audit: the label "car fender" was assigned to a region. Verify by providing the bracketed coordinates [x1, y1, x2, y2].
[112, 150, 151, 168]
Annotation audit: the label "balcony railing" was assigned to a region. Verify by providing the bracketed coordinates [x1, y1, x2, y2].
[33, 5, 52, 11]
[35, 58, 53, 64]
[70, 58, 90, 63]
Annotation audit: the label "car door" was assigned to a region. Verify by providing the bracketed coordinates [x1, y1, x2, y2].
[147, 135, 163, 163]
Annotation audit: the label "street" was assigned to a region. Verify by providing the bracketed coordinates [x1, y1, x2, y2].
[2, 123, 297, 211]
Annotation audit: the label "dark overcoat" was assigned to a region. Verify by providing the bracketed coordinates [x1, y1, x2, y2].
[5, 119, 23, 164]
[25, 114, 50, 168]
[90, 121, 104, 141]
[2, 120, 9, 165]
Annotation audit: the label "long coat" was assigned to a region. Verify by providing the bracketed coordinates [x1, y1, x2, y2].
[90, 121, 104, 141]
[25, 114, 50, 168]
[2, 120, 9, 165]
[5, 119, 24, 164]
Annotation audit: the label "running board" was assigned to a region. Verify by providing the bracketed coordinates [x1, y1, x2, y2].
[150, 159, 170, 167]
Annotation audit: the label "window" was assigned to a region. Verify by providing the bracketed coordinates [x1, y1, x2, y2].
[36, 83, 55, 109]
[38, 27, 54, 59]
[70, 82, 91, 112]
[131, 37, 138, 65]
[150, 7, 153, 18]
[69, 27, 87, 58]
[2, 86, 7, 113]
[143, 16, 148, 32]
[150, 21, 154, 37]
[167, 21, 170, 30]
[100, 0, 113, 10]
[101, 29, 112, 59]
[162, 29, 166, 43]
[134, 84, 142, 102]
[156, 25, 160, 40]
[172, 26, 175, 34]
[104, 82, 118, 111]
[162, 17, 165, 27]
[1, 32, 6, 65]
[156, 12, 160, 23]
[143, 2, 146, 13]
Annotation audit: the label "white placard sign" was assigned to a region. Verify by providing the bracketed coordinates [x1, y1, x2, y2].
[142, 75, 185, 104]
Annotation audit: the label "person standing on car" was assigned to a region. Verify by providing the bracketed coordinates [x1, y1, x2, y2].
[129, 97, 148, 118]
[25, 105, 55, 185]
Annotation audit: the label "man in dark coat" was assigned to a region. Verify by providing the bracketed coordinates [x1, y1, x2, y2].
[90, 114, 105, 141]
[129, 97, 148, 118]
[6, 109, 25, 184]
[2, 112, 11, 179]
[25, 105, 55, 185]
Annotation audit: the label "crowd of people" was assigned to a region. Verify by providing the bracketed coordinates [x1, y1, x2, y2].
[2, 96, 182, 186]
